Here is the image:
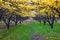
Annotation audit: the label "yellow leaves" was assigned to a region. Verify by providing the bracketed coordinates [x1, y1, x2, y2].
[32, 0, 38, 3]
[0, 0, 60, 17]
[26, 5, 32, 10]
[39, 0, 59, 8]
[20, 11, 28, 17]
[0, 0, 2, 2]
[20, 0, 28, 2]
[30, 11, 36, 17]
[1, 2, 17, 12]
[42, 0, 47, 3]
[12, 0, 20, 2]
[26, 5, 33, 10]
[55, 15, 58, 18]
[18, 4, 23, 7]
[19, 10, 36, 17]
[5, 2, 10, 4]
[20, 4, 26, 8]
[40, 9, 45, 13]
[12, 0, 28, 2]
[19, 4, 37, 11]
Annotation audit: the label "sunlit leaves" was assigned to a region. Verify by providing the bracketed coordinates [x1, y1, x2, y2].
[0, 0, 60, 18]
[0, 0, 2, 2]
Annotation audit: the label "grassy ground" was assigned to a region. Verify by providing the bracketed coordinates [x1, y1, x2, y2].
[0, 22, 60, 40]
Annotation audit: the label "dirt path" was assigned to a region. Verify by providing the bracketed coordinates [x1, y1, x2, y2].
[29, 26, 46, 40]
[31, 33, 46, 40]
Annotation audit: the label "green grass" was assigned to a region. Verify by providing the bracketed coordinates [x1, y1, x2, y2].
[0, 22, 60, 40]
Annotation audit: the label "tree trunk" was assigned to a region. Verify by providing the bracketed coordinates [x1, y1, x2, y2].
[43, 21, 46, 25]
[6, 18, 10, 29]
[15, 15, 18, 25]
[48, 16, 55, 29]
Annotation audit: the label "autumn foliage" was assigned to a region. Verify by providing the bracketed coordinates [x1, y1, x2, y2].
[0, 0, 60, 29]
